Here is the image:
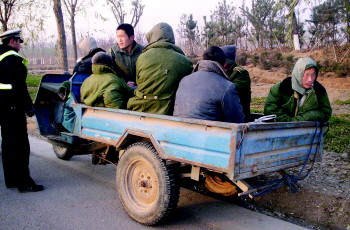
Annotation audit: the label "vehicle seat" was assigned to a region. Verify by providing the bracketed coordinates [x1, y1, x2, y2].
[70, 73, 90, 103]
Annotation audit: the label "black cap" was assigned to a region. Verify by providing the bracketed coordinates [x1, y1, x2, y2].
[202, 46, 226, 66]
[0, 29, 24, 43]
[92, 52, 114, 68]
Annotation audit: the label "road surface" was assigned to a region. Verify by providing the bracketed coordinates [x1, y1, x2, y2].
[0, 135, 308, 230]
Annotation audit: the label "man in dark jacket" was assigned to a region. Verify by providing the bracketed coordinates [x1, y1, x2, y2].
[0, 29, 44, 192]
[264, 57, 332, 122]
[59, 37, 105, 132]
[73, 37, 105, 75]
[221, 45, 251, 122]
[173, 46, 244, 123]
[81, 52, 132, 108]
[58, 36, 105, 100]
[109, 23, 144, 89]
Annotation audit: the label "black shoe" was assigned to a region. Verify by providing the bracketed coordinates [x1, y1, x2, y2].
[18, 184, 44, 193]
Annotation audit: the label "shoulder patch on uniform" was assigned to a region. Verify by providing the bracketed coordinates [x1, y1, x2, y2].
[233, 66, 244, 73]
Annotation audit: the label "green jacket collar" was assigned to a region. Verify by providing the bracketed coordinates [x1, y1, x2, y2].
[92, 64, 117, 75]
[114, 41, 143, 55]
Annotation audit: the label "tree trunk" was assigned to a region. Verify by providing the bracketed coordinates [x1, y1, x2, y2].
[292, 10, 300, 50]
[70, 9, 77, 63]
[53, 0, 68, 71]
[2, 23, 7, 32]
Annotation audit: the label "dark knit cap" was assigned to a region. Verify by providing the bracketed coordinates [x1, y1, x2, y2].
[92, 52, 114, 68]
[202, 46, 226, 66]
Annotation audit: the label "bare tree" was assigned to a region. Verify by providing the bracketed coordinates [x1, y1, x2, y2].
[0, 0, 43, 32]
[0, 0, 17, 31]
[63, 0, 89, 62]
[106, 0, 144, 27]
[53, 0, 68, 71]
[0, 0, 47, 49]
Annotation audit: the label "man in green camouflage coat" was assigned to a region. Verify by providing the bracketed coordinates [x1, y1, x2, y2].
[127, 22, 193, 115]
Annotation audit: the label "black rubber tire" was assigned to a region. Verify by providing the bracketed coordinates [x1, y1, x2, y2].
[116, 142, 180, 225]
[52, 144, 75, 160]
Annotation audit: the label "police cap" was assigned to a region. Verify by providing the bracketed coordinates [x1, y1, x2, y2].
[0, 29, 24, 43]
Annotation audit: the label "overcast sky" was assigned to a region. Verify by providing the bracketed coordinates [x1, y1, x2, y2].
[72, 0, 250, 40]
[38, 0, 311, 45]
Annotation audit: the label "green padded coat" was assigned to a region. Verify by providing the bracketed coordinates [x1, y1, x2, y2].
[81, 64, 132, 108]
[127, 23, 193, 115]
[227, 63, 251, 122]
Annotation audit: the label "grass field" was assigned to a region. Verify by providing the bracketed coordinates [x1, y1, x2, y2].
[27, 74, 43, 100]
[27, 74, 43, 87]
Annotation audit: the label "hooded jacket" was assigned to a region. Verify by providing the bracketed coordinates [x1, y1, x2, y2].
[127, 23, 193, 115]
[73, 37, 105, 75]
[264, 58, 332, 122]
[174, 60, 244, 123]
[0, 44, 32, 112]
[109, 40, 144, 84]
[80, 64, 132, 108]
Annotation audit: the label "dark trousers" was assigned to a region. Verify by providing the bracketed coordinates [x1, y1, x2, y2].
[0, 109, 34, 188]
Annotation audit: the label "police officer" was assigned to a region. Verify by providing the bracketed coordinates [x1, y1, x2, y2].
[0, 29, 44, 192]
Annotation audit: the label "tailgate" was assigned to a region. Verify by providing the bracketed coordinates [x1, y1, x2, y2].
[234, 122, 326, 180]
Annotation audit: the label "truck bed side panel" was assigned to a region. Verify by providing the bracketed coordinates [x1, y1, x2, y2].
[80, 109, 237, 171]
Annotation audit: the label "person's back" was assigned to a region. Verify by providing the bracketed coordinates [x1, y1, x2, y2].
[127, 22, 193, 115]
[174, 47, 244, 123]
[81, 52, 132, 108]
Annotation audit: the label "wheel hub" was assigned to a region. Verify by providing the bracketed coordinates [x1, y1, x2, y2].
[130, 161, 159, 205]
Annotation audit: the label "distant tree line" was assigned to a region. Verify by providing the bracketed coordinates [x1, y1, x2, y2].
[178, 0, 350, 56]
[1, 0, 349, 70]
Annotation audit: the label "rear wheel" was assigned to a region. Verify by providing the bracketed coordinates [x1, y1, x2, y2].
[52, 144, 74, 160]
[116, 142, 179, 225]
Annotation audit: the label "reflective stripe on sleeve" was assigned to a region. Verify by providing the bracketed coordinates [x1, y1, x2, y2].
[0, 83, 12, 90]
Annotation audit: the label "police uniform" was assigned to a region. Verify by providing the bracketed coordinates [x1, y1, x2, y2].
[0, 29, 43, 192]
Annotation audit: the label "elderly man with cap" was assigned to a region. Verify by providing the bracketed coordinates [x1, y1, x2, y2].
[0, 29, 44, 192]
[61, 52, 132, 132]
[220, 45, 251, 122]
[264, 57, 332, 122]
[80, 52, 132, 108]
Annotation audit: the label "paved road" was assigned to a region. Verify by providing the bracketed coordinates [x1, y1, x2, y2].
[0, 136, 308, 230]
